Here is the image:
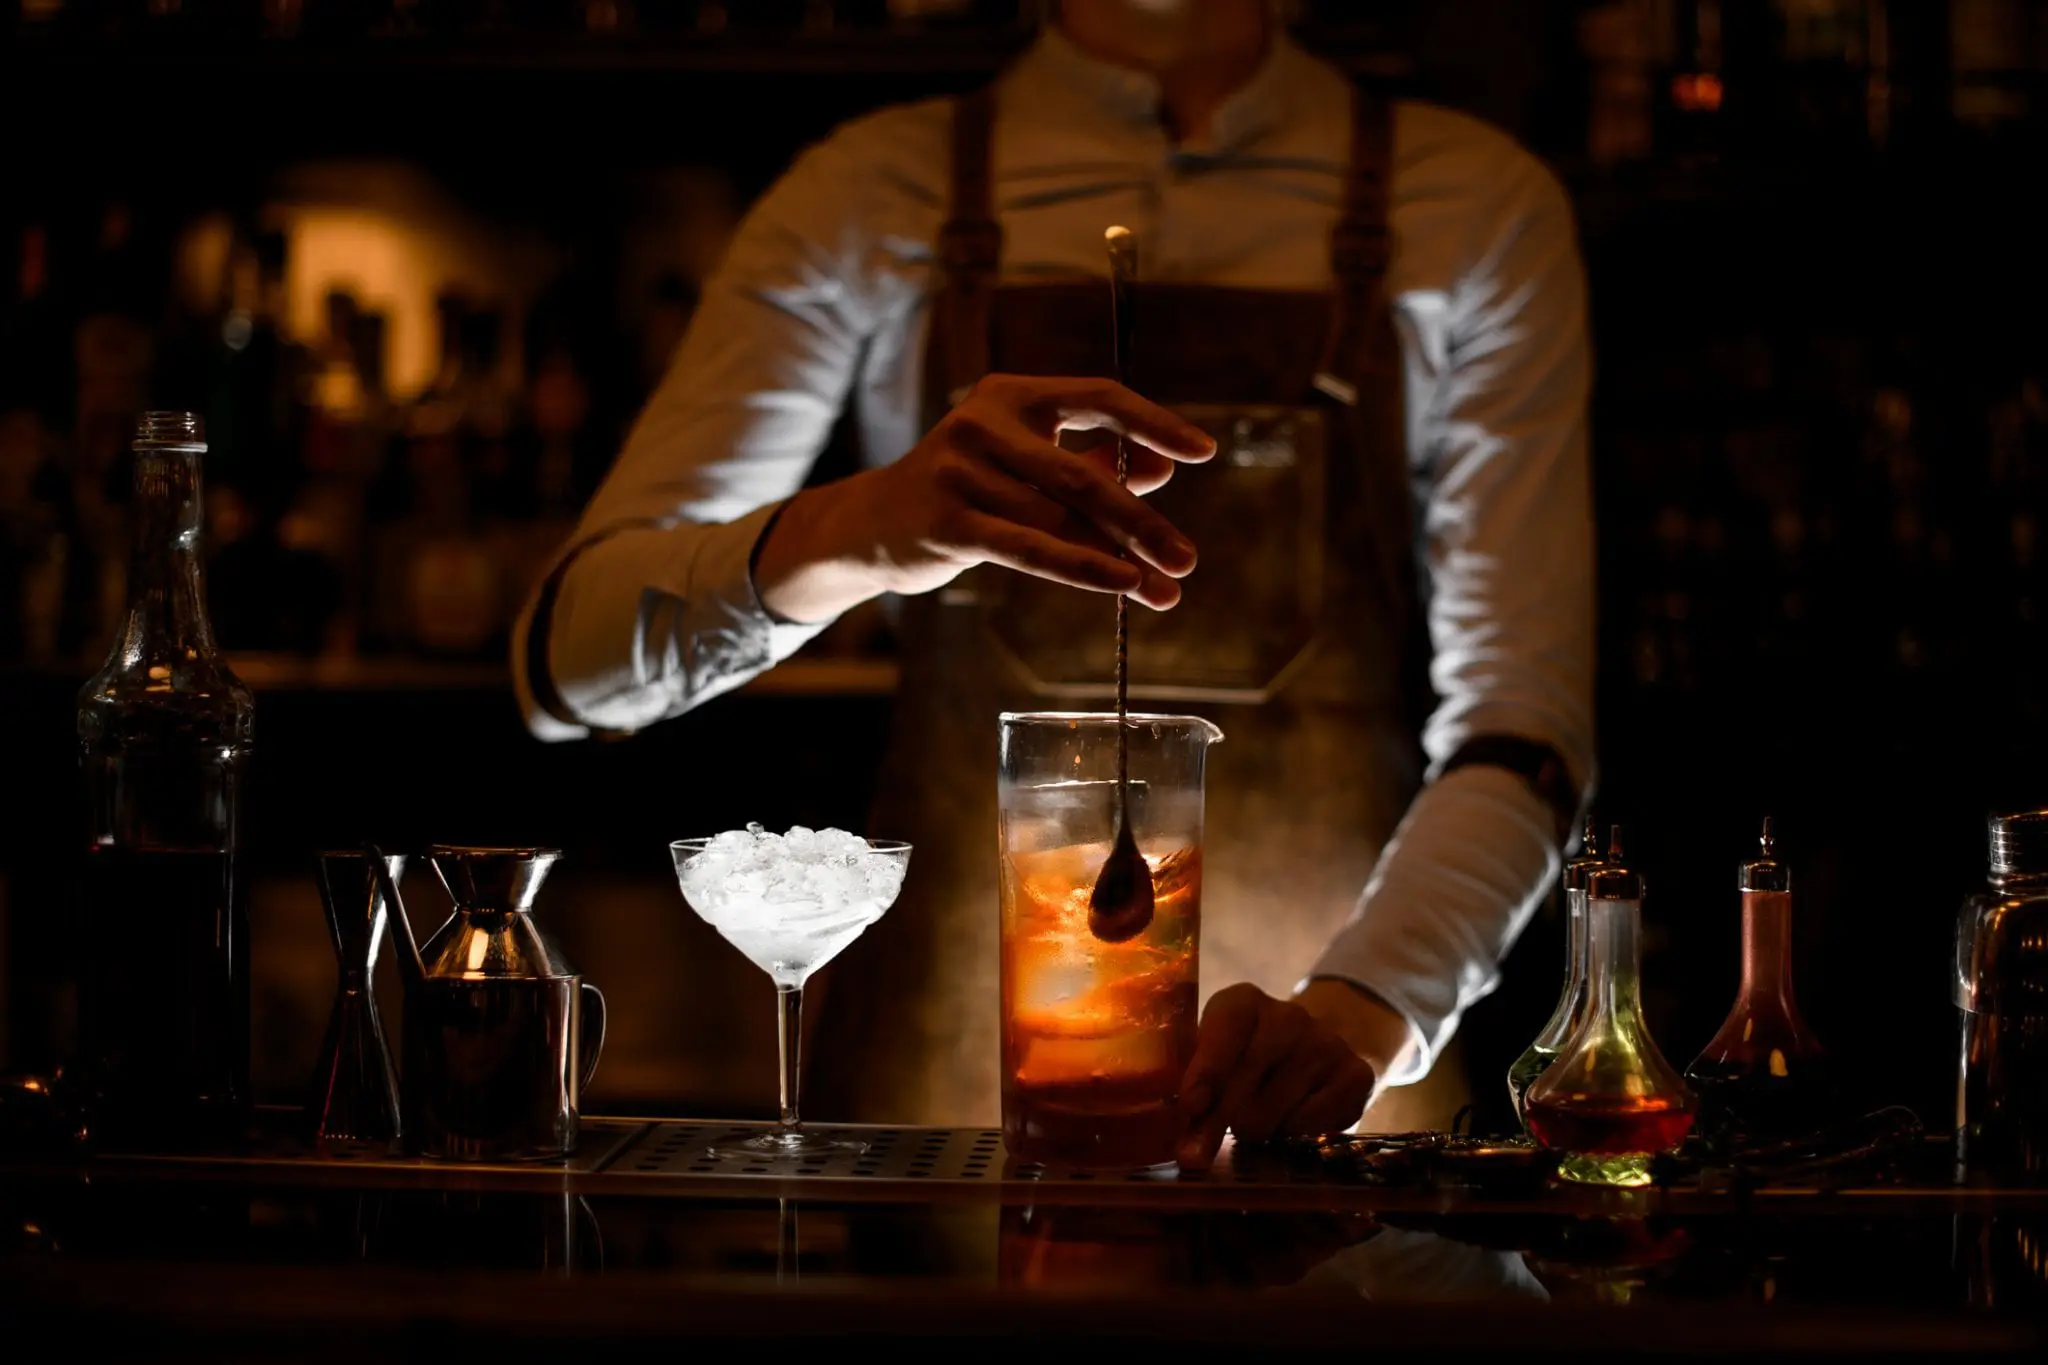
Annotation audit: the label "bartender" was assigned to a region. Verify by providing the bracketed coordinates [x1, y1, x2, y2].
[515, 0, 1593, 1168]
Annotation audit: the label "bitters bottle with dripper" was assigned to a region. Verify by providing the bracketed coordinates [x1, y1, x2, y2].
[1507, 817, 1606, 1128]
[1684, 819, 1833, 1143]
[1526, 826, 1697, 1186]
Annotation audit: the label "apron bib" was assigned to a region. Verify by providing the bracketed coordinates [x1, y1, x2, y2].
[811, 84, 1457, 1129]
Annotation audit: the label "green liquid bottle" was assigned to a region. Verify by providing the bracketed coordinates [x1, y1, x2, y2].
[1508, 817, 1605, 1128]
[1526, 826, 1698, 1187]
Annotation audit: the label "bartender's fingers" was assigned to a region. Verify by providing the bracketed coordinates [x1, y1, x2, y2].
[1177, 987, 1308, 1170]
[1276, 1056, 1378, 1140]
[940, 460, 1183, 609]
[1076, 438, 1180, 497]
[950, 509, 1150, 597]
[1230, 1045, 1347, 1145]
[1200, 1006, 1310, 1145]
[952, 411, 1197, 576]
[987, 375, 1216, 462]
[1176, 983, 1264, 1126]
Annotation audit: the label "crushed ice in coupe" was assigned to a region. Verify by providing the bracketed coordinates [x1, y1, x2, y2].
[676, 823, 909, 987]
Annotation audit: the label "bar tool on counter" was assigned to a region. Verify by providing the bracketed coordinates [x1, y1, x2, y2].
[1956, 809, 2048, 1185]
[1684, 819, 1833, 1144]
[308, 850, 407, 1146]
[375, 846, 605, 1162]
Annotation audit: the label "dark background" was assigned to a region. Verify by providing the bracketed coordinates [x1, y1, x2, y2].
[3, 0, 2046, 1131]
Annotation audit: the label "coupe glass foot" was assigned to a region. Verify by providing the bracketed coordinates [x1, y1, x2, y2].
[707, 1130, 868, 1162]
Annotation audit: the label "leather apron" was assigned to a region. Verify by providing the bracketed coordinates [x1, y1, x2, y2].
[811, 85, 1462, 1130]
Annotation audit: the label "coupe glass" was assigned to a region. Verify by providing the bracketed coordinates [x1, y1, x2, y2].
[671, 833, 911, 1160]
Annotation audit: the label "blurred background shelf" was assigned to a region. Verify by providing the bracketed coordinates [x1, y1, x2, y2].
[0, 651, 904, 694]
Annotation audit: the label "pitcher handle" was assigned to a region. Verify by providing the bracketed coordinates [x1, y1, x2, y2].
[578, 982, 607, 1092]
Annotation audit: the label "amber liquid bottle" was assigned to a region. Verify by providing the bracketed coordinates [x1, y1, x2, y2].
[1526, 827, 1697, 1186]
[77, 413, 255, 1149]
[1684, 820, 1832, 1143]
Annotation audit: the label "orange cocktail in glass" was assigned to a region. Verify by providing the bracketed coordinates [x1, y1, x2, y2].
[997, 713, 1221, 1169]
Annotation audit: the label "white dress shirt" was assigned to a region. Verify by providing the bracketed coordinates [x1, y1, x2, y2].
[514, 27, 1595, 1087]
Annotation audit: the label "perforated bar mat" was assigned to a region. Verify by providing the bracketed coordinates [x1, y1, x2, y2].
[611, 1121, 1334, 1190]
[85, 1120, 1339, 1192]
[95, 1118, 646, 1176]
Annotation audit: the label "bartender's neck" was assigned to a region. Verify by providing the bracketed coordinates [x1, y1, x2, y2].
[1055, 0, 1272, 144]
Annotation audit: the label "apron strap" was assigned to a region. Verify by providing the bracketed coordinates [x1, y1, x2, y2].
[1322, 88, 1580, 835]
[1314, 85, 1438, 751]
[929, 83, 1002, 415]
[1313, 83, 1396, 407]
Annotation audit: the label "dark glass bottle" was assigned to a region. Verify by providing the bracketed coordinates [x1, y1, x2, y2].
[1684, 820, 1832, 1143]
[77, 412, 255, 1149]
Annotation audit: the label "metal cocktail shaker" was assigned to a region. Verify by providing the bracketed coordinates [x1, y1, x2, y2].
[1956, 810, 2048, 1185]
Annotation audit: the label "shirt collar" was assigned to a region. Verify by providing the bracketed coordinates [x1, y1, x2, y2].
[1015, 22, 1314, 153]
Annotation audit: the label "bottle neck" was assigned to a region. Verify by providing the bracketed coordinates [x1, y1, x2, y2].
[115, 451, 217, 664]
[1586, 895, 1647, 1024]
[1563, 887, 1590, 990]
[1739, 888, 1797, 1010]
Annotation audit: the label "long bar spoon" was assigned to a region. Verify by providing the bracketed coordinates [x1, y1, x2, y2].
[1088, 224, 1155, 944]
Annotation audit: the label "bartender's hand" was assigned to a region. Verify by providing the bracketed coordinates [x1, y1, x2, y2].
[1175, 983, 1380, 1171]
[753, 374, 1215, 624]
[1176, 981, 1419, 1171]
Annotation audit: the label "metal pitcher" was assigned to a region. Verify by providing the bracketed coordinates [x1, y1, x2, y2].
[375, 846, 605, 1162]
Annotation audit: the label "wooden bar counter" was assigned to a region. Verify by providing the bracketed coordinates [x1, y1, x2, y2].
[4, 1114, 2046, 1361]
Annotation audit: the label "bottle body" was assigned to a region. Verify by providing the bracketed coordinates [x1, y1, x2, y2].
[77, 414, 254, 1148]
[1685, 886, 1832, 1142]
[1508, 885, 1586, 1126]
[1526, 856, 1696, 1187]
[1956, 880, 2048, 1185]
[1509, 821, 1605, 1130]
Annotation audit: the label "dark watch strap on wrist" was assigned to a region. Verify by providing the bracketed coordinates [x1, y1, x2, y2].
[1439, 734, 1580, 842]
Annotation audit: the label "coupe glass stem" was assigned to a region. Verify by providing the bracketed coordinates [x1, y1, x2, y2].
[776, 983, 803, 1133]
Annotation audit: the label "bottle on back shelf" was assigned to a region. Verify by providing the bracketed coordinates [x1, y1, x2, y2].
[70, 200, 160, 663]
[1, 222, 76, 666]
[281, 287, 381, 656]
[76, 411, 255, 1151]
[370, 290, 505, 658]
[203, 227, 333, 655]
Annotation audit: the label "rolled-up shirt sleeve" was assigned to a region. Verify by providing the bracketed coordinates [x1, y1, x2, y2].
[513, 127, 889, 740]
[1306, 152, 1596, 1086]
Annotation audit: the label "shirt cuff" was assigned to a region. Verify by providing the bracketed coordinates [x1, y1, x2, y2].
[535, 501, 831, 736]
[696, 497, 838, 672]
[1299, 763, 1562, 1088]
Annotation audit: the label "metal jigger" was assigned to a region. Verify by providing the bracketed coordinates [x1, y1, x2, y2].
[309, 851, 408, 1147]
